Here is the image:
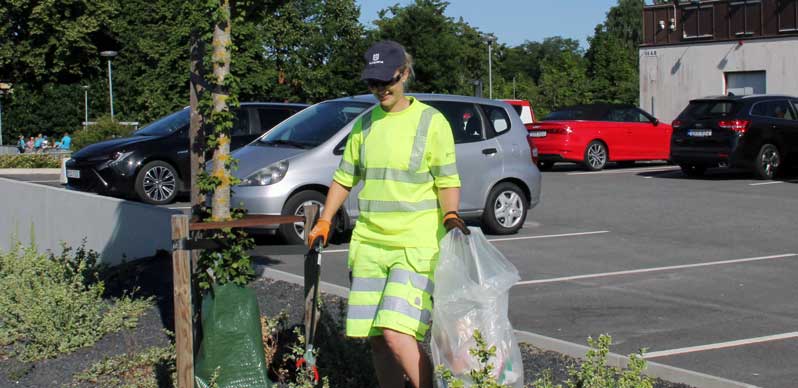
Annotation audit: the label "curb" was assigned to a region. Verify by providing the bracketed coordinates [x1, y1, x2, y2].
[0, 168, 62, 175]
[255, 265, 761, 388]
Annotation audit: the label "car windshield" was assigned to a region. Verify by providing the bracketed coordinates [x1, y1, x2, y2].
[680, 101, 742, 120]
[134, 109, 189, 136]
[257, 100, 371, 148]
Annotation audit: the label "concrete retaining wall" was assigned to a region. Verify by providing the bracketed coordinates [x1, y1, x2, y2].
[0, 177, 179, 265]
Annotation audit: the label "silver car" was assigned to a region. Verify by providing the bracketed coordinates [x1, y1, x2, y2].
[231, 94, 542, 244]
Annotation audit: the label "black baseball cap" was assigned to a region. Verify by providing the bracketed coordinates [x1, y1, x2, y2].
[360, 40, 406, 82]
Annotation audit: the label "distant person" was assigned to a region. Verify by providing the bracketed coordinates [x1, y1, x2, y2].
[26, 136, 35, 152]
[58, 133, 71, 150]
[33, 134, 43, 152]
[42, 135, 50, 150]
[17, 135, 26, 153]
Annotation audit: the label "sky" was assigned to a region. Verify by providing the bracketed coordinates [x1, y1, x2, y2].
[356, 0, 619, 49]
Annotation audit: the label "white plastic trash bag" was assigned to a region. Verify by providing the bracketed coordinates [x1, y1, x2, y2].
[431, 227, 524, 387]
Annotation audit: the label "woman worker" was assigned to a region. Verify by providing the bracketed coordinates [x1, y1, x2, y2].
[308, 40, 470, 388]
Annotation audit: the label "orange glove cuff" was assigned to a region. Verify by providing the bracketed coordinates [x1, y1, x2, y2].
[443, 213, 460, 222]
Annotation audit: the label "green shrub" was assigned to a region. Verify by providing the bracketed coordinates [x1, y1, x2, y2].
[71, 115, 135, 151]
[71, 344, 176, 388]
[438, 333, 655, 388]
[0, 153, 63, 168]
[565, 335, 653, 388]
[0, 242, 152, 361]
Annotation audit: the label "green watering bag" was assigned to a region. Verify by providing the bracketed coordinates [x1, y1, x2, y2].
[194, 283, 272, 388]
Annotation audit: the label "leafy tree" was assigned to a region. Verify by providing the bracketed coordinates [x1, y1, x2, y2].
[373, 0, 486, 95]
[585, 26, 638, 104]
[537, 50, 592, 117]
[501, 37, 583, 85]
[0, 0, 115, 86]
[585, 0, 643, 105]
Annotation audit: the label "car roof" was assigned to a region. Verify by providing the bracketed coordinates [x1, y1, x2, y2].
[328, 93, 512, 106]
[691, 94, 797, 103]
[240, 102, 309, 108]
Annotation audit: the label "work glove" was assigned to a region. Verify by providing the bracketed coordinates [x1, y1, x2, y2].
[443, 211, 470, 235]
[307, 219, 331, 248]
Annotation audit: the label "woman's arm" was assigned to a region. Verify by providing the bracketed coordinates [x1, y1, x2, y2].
[438, 187, 460, 214]
[319, 180, 351, 222]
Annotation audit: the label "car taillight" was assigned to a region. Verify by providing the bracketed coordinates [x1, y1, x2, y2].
[671, 120, 682, 128]
[526, 137, 539, 165]
[718, 119, 750, 133]
[547, 126, 572, 135]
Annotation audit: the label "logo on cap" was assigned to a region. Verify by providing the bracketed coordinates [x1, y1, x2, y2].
[372, 53, 380, 61]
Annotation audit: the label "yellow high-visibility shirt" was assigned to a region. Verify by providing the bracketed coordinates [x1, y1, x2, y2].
[333, 97, 460, 248]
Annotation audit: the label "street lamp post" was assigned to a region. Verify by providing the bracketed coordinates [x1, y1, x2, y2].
[0, 82, 12, 147]
[82, 85, 89, 128]
[485, 35, 497, 100]
[100, 51, 118, 120]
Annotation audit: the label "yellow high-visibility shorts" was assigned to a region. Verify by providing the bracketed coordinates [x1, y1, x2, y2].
[345, 240, 439, 341]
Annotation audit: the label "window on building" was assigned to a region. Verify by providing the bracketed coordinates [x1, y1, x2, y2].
[725, 71, 766, 96]
[778, 0, 798, 32]
[730, 1, 762, 36]
[682, 4, 715, 39]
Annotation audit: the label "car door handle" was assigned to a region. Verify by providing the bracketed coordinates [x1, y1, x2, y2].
[482, 148, 497, 155]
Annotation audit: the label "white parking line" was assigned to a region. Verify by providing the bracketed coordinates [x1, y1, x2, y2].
[168, 206, 192, 210]
[749, 181, 782, 186]
[643, 332, 798, 359]
[567, 166, 679, 176]
[515, 253, 797, 286]
[488, 230, 610, 243]
[323, 230, 611, 254]
[27, 180, 62, 183]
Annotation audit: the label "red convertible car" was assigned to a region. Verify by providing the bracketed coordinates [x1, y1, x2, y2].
[528, 104, 672, 171]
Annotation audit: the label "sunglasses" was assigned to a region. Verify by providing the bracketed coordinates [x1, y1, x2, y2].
[366, 73, 403, 89]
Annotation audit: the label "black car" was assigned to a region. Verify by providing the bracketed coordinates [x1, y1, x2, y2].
[65, 102, 308, 204]
[670, 95, 798, 179]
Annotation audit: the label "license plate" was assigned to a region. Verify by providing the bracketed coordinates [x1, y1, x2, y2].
[529, 131, 547, 138]
[66, 169, 80, 179]
[687, 129, 712, 137]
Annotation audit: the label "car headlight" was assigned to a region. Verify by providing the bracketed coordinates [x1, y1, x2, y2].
[240, 161, 289, 186]
[111, 151, 133, 161]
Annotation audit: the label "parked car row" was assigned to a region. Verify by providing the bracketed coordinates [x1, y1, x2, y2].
[518, 94, 797, 180]
[65, 103, 308, 205]
[65, 95, 542, 244]
[64, 92, 797, 243]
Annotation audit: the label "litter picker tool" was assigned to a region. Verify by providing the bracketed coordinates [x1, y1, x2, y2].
[298, 239, 323, 383]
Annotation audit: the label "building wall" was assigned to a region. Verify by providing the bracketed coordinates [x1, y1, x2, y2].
[639, 36, 798, 122]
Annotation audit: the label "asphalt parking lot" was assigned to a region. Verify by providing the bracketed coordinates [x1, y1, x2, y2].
[4, 163, 797, 387]
[245, 162, 798, 388]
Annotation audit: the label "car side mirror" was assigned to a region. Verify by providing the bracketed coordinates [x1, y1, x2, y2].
[652, 118, 660, 126]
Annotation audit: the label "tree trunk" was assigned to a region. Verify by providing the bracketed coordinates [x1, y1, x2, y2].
[211, 0, 231, 221]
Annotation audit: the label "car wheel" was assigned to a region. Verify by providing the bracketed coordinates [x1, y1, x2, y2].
[482, 182, 527, 235]
[134, 161, 179, 205]
[583, 140, 608, 171]
[679, 163, 706, 178]
[537, 161, 555, 171]
[754, 143, 781, 180]
[279, 190, 330, 245]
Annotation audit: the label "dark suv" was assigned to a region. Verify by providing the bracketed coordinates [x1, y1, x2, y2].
[670, 95, 798, 179]
[66, 102, 307, 204]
